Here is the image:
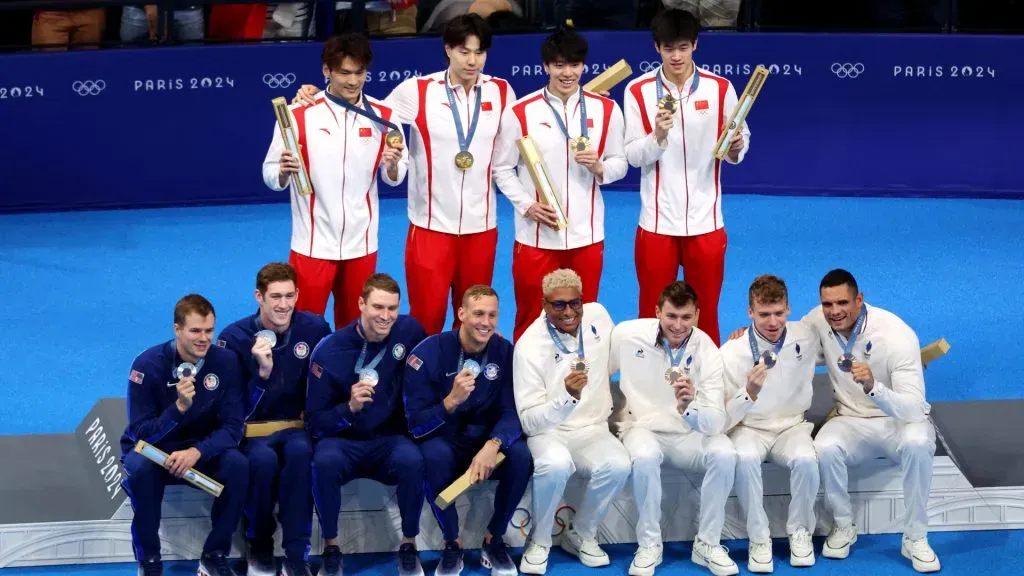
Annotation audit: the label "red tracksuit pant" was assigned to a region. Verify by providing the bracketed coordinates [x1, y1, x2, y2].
[511, 241, 604, 343]
[405, 224, 498, 335]
[634, 226, 727, 345]
[289, 250, 377, 330]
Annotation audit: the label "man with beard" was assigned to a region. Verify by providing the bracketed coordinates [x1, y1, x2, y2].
[513, 268, 630, 574]
[403, 284, 530, 576]
[492, 26, 627, 343]
[304, 273, 429, 576]
[217, 263, 332, 576]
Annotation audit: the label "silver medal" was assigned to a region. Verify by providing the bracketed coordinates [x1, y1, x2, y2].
[761, 350, 778, 369]
[359, 368, 379, 387]
[255, 329, 277, 348]
[174, 362, 197, 380]
[462, 359, 481, 378]
[837, 353, 855, 373]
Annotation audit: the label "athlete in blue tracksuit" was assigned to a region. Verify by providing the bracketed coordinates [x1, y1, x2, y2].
[218, 280, 331, 576]
[120, 295, 247, 576]
[403, 286, 532, 576]
[306, 274, 429, 576]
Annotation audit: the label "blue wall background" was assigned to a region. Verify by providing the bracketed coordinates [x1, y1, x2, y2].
[0, 31, 1020, 213]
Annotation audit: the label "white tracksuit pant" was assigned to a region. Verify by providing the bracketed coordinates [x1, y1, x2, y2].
[729, 421, 819, 542]
[621, 427, 737, 547]
[813, 415, 936, 540]
[526, 423, 632, 547]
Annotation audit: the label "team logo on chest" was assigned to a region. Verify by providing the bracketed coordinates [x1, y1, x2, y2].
[635, 348, 646, 359]
[393, 343, 406, 360]
[203, 373, 220, 391]
[795, 343, 803, 361]
[591, 325, 601, 342]
[484, 363, 500, 381]
[294, 341, 310, 359]
[863, 341, 873, 360]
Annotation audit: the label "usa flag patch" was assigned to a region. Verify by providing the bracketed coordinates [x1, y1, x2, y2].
[129, 370, 145, 384]
[311, 362, 323, 378]
[407, 354, 423, 371]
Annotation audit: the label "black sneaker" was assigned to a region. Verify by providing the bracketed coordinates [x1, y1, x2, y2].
[318, 545, 342, 576]
[480, 537, 516, 576]
[397, 542, 424, 576]
[246, 543, 276, 576]
[434, 541, 463, 576]
[137, 558, 163, 576]
[198, 551, 237, 576]
[281, 557, 313, 576]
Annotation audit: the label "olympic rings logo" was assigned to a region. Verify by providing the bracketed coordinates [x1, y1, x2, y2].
[638, 61, 660, 73]
[72, 80, 105, 96]
[263, 73, 297, 89]
[511, 505, 577, 537]
[831, 63, 865, 79]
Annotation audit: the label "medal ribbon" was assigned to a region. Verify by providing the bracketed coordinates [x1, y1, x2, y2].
[543, 87, 588, 143]
[748, 325, 787, 365]
[354, 322, 387, 376]
[660, 329, 692, 368]
[656, 65, 700, 108]
[545, 318, 585, 360]
[444, 72, 482, 155]
[456, 341, 490, 375]
[322, 89, 400, 133]
[831, 305, 867, 359]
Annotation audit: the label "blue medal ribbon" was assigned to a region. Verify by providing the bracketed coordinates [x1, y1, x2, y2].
[656, 65, 700, 108]
[748, 325, 787, 365]
[543, 87, 588, 144]
[354, 322, 387, 377]
[832, 305, 868, 361]
[444, 73, 482, 155]
[322, 89, 400, 133]
[545, 318, 585, 360]
[660, 329, 692, 369]
[456, 343, 490, 377]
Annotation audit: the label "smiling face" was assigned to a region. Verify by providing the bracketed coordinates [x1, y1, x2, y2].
[656, 38, 697, 80]
[544, 58, 584, 100]
[820, 283, 864, 333]
[657, 300, 697, 348]
[174, 312, 215, 363]
[358, 288, 400, 341]
[543, 286, 584, 335]
[749, 298, 789, 341]
[256, 280, 297, 333]
[458, 294, 497, 349]
[323, 55, 367, 103]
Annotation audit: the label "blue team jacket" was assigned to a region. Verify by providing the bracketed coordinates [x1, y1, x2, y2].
[216, 311, 331, 422]
[305, 315, 427, 440]
[402, 330, 521, 448]
[120, 340, 244, 462]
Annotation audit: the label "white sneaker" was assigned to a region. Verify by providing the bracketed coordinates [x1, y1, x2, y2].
[691, 538, 738, 576]
[560, 526, 610, 567]
[747, 540, 773, 573]
[822, 524, 857, 559]
[788, 529, 815, 567]
[628, 544, 663, 576]
[518, 542, 549, 575]
[901, 535, 941, 573]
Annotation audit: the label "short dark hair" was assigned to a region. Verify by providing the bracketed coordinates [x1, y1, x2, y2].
[443, 13, 493, 53]
[462, 284, 499, 307]
[819, 268, 859, 295]
[256, 263, 297, 294]
[540, 27, 588, 65]
[174, 294, 215, 325]
[321, 33, 373, 71]
[361, 273, 401, 300]
[651, 9, 700, 46]
[749, 275, 788, 307]
[658, 281, 698, 310]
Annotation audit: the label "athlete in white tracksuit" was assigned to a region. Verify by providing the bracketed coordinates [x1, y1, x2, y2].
[803, 268, 940, 574]
[513, 268, 630, 574]
[719, 275, 820, 573]
[610, 281, 738, 576]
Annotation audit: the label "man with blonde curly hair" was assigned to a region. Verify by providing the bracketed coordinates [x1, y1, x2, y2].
[512, 268, 630, 574]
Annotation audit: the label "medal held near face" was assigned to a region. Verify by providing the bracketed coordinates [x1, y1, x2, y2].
[255, 329, 277, 348]
[749, 324, 786, 370]
[661, 329, 692, 384]
[546, 318, 588, 374]
[175, 362, 196, 380]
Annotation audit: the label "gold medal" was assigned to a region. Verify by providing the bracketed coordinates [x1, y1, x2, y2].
[385, 129, 403, 147]
[454, 150, 474, 170]
[571, 137, 590, 153]
[658, 94, 677, 113]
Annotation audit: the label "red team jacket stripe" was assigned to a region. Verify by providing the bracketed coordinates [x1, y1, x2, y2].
[592, 92, 614, 244]
[415, 79, 433, 228]
[512, 93, 545, 245]
[486, 79, 510, 226]
[629, 78, 659, 232]
[293, 105, 316, 255]
[366, 102, 392, 254]
[701, 72, 729, 229]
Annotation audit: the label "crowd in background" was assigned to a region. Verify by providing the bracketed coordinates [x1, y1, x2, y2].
[0, 0, 1021, 52]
